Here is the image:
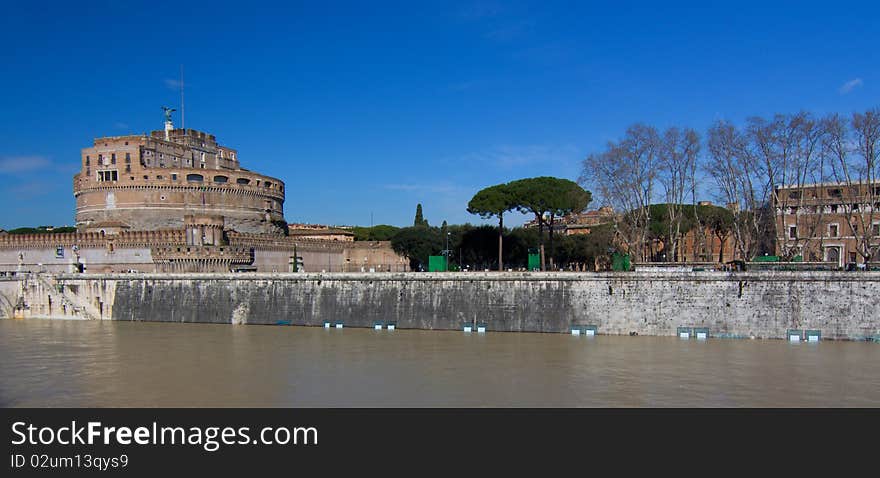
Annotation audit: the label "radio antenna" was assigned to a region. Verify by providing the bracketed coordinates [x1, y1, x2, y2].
[180, 64, 185, 130]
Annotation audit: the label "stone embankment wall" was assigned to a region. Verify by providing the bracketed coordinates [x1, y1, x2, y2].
[0, 278, 22, 318]
[9, 271, 872, 340]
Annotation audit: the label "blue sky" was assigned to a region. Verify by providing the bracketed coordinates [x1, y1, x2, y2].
[1, 0, 877, 229]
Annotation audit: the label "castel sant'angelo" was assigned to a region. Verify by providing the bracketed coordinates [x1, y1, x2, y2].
[0, 110, 407, 274]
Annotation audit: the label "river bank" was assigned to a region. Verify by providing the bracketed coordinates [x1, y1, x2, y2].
[3, 271, 879, 341]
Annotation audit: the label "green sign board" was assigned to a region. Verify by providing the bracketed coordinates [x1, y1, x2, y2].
[527, 253, 541, 271]
[752, 255, 780, 262]
[612, 253, 631, 271]
[428, 255, 447, 272]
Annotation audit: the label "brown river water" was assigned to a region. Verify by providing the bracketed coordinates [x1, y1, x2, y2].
[1, 319, 878, 407]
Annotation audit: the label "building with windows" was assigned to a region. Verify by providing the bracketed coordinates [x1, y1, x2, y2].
[774, 182, 880, 267]
[0, 113, 408, 274]
[75, 115, 286, 234]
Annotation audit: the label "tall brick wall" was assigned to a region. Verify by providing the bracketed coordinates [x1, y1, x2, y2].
[16, 271, 876, 340]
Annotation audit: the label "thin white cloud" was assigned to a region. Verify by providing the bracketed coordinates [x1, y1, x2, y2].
[9, 181, 54, 197]
[449, 80, 478, 92]
[458, 1, 503, 20]
[164, 78, 183, 90]
[383, 183, 462, 194]
[0, 156, 52, 174]
[457, 144, 580, 169]
[483, 20, 532, 42]
[839, 78, 863, 95]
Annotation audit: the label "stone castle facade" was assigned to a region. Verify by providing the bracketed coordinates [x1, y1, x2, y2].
[0, 114, 408, 274]
[75, 119, 286, 235]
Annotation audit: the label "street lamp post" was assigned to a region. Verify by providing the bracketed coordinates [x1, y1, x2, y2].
[445, 232, 451, 272]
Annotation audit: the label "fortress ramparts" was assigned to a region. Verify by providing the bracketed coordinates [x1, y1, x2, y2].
[0, 115, 409, 274]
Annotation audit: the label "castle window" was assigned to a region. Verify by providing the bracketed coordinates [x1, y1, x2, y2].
[172, 173, 178, 181]
[186, 174, 204, 182]
[788, 225, 797, 240]
[828, 188, 842, 198]
[873, 223, 880, 236]
[264, 182, 273, 188]
[125, 165, 131, 173]
[143, 175, 148, 180]
[213, 175, 228, 183]
[157, 175, 163, 180]
[124, 142, 128, 146]
[236, 178, 250, 185]
[85, 156, 90, 165]
[98, 154, 103, 163]
[788, 191, 801, 200]
[125, 153, 130, 163]
[830, 205, 838, 213]
[111, 153, 116, 164]
[829, 224, 839, 238]
[97, 170, 118, 182]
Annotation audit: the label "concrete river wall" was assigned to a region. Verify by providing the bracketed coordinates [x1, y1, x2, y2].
[6, 271, 876, 340]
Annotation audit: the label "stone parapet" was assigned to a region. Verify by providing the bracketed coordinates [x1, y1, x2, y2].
[34, 270, 878, 340]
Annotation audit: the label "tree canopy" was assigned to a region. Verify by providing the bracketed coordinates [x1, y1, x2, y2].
[467, 183, 519, 270]
[352, 224, 400, 241]
[413, 204, 428, 227]
[507, 177, 591, 229]
[467, 184, 517, 219]
[390, 226, 442, 271]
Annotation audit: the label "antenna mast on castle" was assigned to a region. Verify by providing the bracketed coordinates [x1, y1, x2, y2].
[180, 64, 185, 131]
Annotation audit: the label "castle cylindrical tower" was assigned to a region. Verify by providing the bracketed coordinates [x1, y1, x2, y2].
[73, 127, 286, 235]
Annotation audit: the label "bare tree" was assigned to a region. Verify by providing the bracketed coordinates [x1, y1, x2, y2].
[705, 120, 766, 260]
[769, 113, 828, 259]
[825, 108, 880, 264]
[657, 127, 700, 261]
[580, 124, 659, 261]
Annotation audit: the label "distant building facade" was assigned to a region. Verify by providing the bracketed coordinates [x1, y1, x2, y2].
[774, 182, 880, 267]
[523, 206, 616, 235]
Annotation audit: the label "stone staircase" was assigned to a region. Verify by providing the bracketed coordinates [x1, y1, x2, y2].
[24, 274, 103, 320]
